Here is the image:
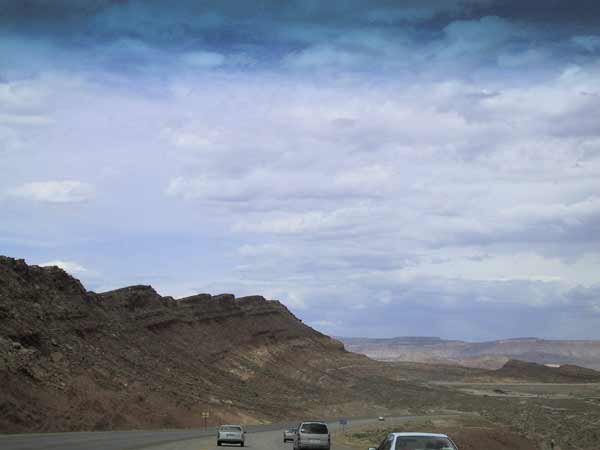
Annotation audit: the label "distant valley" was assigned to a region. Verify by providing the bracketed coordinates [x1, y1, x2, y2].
[339, 336, 600, 370]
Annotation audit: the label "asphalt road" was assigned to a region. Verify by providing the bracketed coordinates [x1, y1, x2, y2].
[0, 417, 393, 450]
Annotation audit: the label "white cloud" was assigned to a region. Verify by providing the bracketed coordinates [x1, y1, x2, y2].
[2, 32, 600, 340]
[237, 243, 293, 258]
[0, 80, 48, 111]
[310, 319, 338, 329]
[40, 260, 88, 274]
[232, 205, 372, 234]
[499, 197, 600, 227]
[0, 125, 23, 154]
[389, 250, 600, 288]
[0, 114, 53, 126]
[166, 166, 393, 203]
[10, 181, 95, 203]
[233, 211, 336, 234]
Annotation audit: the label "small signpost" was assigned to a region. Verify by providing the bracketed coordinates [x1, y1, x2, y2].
[202, 411, 210, 429]
[339, 418, 348, 433]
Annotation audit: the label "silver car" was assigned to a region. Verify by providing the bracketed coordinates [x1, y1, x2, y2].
[293, 422, 330, 450]
[217, 425, 245, 447]
[284, 427, 298, 442]
[368, 432, 458, 450]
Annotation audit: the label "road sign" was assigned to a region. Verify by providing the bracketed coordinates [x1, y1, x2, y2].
[339, 418, 348, 433]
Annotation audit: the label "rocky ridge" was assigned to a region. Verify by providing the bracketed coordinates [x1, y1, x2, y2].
[0, 256, 428, 432]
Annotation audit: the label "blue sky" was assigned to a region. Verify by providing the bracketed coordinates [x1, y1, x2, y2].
[1, 0, 600, 340]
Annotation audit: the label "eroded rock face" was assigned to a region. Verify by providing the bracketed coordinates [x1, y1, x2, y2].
[0, 256, 405, 432]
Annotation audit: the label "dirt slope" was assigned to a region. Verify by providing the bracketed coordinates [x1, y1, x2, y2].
[0, 256, 431, 432]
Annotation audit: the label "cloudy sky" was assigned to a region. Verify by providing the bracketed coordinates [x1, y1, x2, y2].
[2, 0, 600, 340]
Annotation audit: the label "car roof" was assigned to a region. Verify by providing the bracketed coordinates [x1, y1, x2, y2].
[301, 421, 327, 424]
[392, 432, 449, 438]
[220, 424, 243, 428]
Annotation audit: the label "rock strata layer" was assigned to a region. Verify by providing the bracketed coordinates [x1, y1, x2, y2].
[0, 256, 418, 432]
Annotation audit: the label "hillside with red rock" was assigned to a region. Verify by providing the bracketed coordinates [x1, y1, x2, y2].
[0, 256, 433, 432]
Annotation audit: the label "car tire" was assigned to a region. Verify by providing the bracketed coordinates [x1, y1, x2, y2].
[240, 442, 244, 447]
[217, 442, 221, 446]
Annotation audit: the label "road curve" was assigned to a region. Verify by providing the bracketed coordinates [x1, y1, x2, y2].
[0, 416, 418, 450]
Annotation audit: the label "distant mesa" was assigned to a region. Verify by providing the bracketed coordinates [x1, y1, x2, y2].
[339, 335, 600, 370]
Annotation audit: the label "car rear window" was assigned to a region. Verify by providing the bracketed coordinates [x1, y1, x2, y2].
[220, 426, 242, 431]
[394, 436, 455, 450]
[301, 423, 328, 434]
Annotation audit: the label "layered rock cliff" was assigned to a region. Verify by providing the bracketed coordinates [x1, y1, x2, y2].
[0, 256, 422, 432]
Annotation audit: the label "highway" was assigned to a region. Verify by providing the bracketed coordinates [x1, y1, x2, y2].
[0, 417, 393, 450]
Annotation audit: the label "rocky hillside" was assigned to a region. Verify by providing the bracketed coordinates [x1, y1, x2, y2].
[0, 256, 433, 432]
[340, 336, 600, 370]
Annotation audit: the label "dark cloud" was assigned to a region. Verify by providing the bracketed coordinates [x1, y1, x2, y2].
[472, 0, 600, 28]
[2, 0, 599, 71]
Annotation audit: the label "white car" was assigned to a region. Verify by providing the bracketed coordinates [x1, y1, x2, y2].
[368, 432, 458, 450]
[293, 422, 330, 450]
[217, 424, 245, 447]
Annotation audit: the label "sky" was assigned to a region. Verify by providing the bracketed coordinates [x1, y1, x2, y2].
[1, 0, 600, 341]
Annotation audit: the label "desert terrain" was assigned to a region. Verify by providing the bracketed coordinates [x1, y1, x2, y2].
[2, 256, 600, 449]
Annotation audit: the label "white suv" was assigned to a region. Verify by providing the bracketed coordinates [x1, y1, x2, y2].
[217, 425, 245, 447]
[293, 422, 330, 450]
